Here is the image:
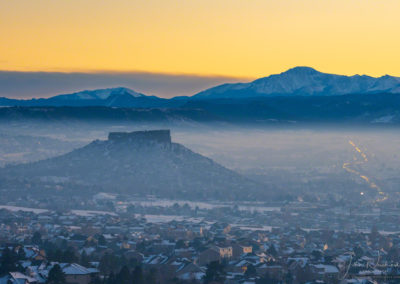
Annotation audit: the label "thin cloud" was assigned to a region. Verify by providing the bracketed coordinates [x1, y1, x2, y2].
[0, 71, 251, 99]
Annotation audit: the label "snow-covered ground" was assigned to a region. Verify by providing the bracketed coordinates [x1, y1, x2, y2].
[0, 205, 48, 214]
[70, 210, 117, 217]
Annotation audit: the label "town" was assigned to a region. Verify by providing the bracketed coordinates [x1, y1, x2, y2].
[1, 195, 400, 284]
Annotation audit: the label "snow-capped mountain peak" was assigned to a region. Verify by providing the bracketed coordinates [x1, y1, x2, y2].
[54, 87, 145, 101]
[280, 66, 319, 75]
[193, 66, 400, 99]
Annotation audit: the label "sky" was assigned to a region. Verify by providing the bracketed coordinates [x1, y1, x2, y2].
[1, 0, 400, 98]
[0, 71, 242, 98]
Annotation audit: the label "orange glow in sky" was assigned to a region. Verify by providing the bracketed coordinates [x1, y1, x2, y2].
[1, 0, 400, 78]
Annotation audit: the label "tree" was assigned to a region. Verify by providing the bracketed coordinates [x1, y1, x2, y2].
[31, 231, 42, 245]
[245, 264, 257, 278]
[256, 272, 278, 284]
[175, 239, 187, 249]
[80, 251, 90, 267]
[387, 247, 400, 262]
[115, 266, 131, 284]
[99, 253, 119, 274]
[285, 271, 293, 284]
[98, 235, 107, 246]
[106, 272, 115, 284]
[126, 205, 136, 214]
[89, 275, 102, 284]
[132, 265, 143, 284]
[17, 246, 26, 261]
[61, 247, 78, 263]
[311, 250, 322, 260]
[267, 245, 278, 257]
[190, 238, 204, 251]
[0, 247, 18, 275]
[203, 261, 226, 284]
[51, 249, 64, 262]
[105, 201, 115, 211]
[47, 264, 66, 284]
[144, 268, 157, 284]
[353, 245, 364, 259]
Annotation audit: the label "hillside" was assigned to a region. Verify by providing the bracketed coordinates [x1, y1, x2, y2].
[0, 130, 268, 200]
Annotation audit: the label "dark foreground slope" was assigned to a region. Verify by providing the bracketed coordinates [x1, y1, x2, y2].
[0, 130, 268, 200]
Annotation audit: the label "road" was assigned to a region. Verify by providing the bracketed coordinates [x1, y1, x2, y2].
[342, 140, 387, 202]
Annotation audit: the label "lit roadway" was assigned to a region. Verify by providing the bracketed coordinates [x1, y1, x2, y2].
[342, 140, 387, 202]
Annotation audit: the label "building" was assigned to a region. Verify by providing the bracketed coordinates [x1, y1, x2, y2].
[198, 246, 233, 265]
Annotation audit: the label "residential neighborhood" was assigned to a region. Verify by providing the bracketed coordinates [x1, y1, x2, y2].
[1, 198, 400, 283]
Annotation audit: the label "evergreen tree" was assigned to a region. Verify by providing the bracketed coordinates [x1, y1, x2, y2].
[353, 245, 364, 259]
[203, 261, 226, 284]
[31, 231, 42, 245]
[89, 275, 102, 284]
[267, 245, 278, 257]
[80, 251, 90, 267]
[245, 264, 257, 278]
[106, 272, 115, 284]
[285, 271, 293, 284]
[61, 247, 78, 263]
[145, 268, 157, 284]
[256, 272, 277, 284]
[175, 239, 186, 249]
[17, 246, 26, 261]
[0, 247, 18, 275]
[132, 265, 143, 284]
[53, 249, 64, 262]
[47, 264, 66, 284]
[115, 265, 131, 284]
[99, 253, 119, 274]
[98, 235, 107, 246]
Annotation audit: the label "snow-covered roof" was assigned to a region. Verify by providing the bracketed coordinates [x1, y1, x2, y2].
[60, 263, 96, 275]
[313, 264, 339, 273]
[179, 271, 205, 280]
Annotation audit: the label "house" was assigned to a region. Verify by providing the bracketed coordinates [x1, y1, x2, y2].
[27, 262, 98, 284]
[198, 246, 233, 265]
[311, 264, 339, 283]
[0, 272, 38, 284]
[256, 264, 284, 280]
[232, 243, 253, 259]
[60, 263, 99, 284]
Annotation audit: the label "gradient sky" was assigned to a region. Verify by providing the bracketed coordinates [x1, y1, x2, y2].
[1, 0, 400, 97]
[0, 71, 243, 98]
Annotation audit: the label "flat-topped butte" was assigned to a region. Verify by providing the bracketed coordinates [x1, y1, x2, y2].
[108, 130, 171, 144]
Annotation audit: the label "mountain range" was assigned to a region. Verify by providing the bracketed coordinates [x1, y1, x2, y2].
[1, 67, 400, 124]
[0, 87, 180, 108]
[0, 130, 268, 200]
[2, 67, 400, 108]
[193, 67, 400, 99]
